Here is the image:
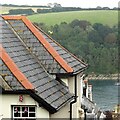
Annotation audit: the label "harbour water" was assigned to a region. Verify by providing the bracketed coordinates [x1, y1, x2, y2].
[89, 80, 118, 111]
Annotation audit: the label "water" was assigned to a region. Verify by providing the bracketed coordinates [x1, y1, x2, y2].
[89, 80, 118, 111]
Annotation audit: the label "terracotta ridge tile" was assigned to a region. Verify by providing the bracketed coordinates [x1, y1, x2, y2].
[2, 15, 73, 73]
[0, 44, 34, 90]
[34, 24, 88, 67]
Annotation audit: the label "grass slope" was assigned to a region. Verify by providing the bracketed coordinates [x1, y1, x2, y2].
[28, 10, 118, 27]
[0, 6, 48, 14]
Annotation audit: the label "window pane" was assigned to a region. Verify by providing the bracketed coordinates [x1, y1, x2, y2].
[22, 107, 28, 117]
[29, 113, 35, 117]
[22, 107, 28, 112]
[22, 112, 28, 117]
[14, 112, 20, 117]
[29, 107, 35, 112]
[14, 107, 20, 112]
[13, 106, 36, 119]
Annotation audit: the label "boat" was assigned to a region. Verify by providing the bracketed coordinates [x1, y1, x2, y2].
[115, 82, 120, 86]
[112, 104, 120, 119]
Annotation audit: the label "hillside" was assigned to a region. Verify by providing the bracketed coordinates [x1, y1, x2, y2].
[0, 6, 50, 14]
[1, 6, 118, 27]
[28, 10, 118, 27]
[1, 7, 118, 74]
[34, 17, 118, 74]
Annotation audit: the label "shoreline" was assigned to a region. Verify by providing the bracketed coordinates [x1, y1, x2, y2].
[87, 74, 119, 80]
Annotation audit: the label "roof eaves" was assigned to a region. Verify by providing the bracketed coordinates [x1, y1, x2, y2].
[72, 66, 88, 75]
[34, 25, 88, 68]
[2, 89, 57, 114]
[56, 95, 74, 111]
[0, 44, 34, 90]
[2, 15, 73, 73]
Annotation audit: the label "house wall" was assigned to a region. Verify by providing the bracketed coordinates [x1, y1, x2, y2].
[68, 73, 84, 118]
[51, 78, 70, 118]
[52, 73, 84, 119]
[88, 85, 93, 101]
[0, 73, 85, 119]
[50, 103, 70, 118]
[62, 78, 68, 86]
[0, 94, 49, 119]
[0, 93, 2, 119]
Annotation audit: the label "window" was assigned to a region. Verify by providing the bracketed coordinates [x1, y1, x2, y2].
[12, 106, 36, 120]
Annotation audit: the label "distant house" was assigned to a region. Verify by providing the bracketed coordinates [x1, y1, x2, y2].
[0, 15, 88, 119]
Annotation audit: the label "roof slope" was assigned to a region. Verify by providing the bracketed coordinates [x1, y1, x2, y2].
[37, 26, 87, 74]
[0, 45, 34, 90]
[3, 16, 73, 74]
[3, 15, 87, 74]
[0, 16, 73, 113]
[0, 58, 24, 90]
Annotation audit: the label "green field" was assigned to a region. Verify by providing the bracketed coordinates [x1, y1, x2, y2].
[0, 6, 49, 14]
[28, 10, 118, 27]
[1, 6, 118, 27]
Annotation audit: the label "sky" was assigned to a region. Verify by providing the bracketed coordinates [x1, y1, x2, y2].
[0, 0, 119, 8]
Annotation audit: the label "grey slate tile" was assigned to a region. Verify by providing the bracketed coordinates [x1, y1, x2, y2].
[1, 17, 73, 111]
[39, 29, 87, 73]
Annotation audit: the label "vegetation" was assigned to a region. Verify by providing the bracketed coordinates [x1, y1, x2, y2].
[1, 4, 118, 75]
[9, 9, 35, 15]
[0, 5, 50, 14]
[28, 10, 118, 27]
[1, 4, 49, 8]
[37, 7, 82, 13]
[34, 19, 118, 75]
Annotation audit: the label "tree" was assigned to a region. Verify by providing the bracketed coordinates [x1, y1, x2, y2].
[105, 33, 117, 44]
[88, 30, 102, 44]
[93, 23, 113, 39]
[70, 19, 80, 28]
[79, 20, 91, 30]
[96, 6, 102, 10]
[70, 19, 91, 30]
[47, 3, 54, 8]
[47, 3, 62, 8]
[103, 7, 110, 10]
[9, 9, 34, 15]
[34, 20, 118, 74]
[53, 3, 62, 8]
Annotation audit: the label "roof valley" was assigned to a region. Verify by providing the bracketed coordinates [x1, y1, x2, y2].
[1, 15, 88, 112]
[1, 16, 74, 111]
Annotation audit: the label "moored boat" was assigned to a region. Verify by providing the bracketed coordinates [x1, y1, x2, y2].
[112, 104, 120, 119]
[115, 82, 120, 86]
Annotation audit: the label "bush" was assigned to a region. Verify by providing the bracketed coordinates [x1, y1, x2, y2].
[9, 9, 35, 15]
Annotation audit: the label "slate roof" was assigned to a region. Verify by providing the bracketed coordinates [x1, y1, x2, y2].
[37, 26, 87, 74]
[3, 15, 87, 74]
[0, 16, 73, 113]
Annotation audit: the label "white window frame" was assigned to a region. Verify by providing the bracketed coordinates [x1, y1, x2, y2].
[12, 105, 36, 119]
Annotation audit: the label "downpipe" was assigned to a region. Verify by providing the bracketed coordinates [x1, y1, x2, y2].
[70, 75, 77, 120]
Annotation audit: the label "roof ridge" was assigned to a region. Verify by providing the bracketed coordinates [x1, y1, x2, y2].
[2, 15, 73, 73]
[34, 24, 88, 67]
[0, 44, 34, 90]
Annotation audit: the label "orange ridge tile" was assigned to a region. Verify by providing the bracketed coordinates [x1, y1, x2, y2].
[2, 15, 22, 20]
[2, 15, 73, 73]
[0, 44, 34, 90]
[35, 25, 88, 67]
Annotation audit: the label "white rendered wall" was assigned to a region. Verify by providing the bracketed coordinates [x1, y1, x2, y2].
[54, 73, 84, 119]
[50, 103, 70, 118]
[69, 73, 84, 118]
[0, 94, 49, 119]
